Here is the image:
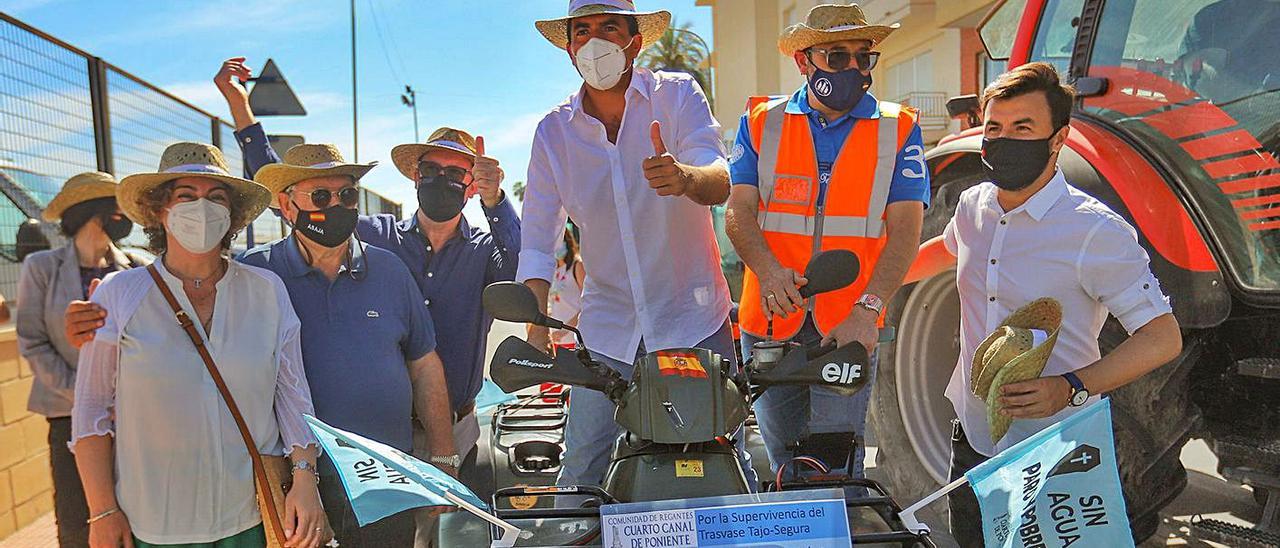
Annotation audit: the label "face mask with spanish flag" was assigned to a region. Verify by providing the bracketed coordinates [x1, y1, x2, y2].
[292, 202, 358, 248]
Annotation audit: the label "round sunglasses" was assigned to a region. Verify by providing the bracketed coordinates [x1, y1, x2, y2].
[292, 186, 361, 209]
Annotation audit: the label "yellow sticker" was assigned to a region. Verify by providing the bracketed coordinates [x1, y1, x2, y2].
[675, 459, 704, 478]
[510, 484, 539, 510]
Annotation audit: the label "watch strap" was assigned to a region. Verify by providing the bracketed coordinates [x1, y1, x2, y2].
[855, 294, 884, 315]
[1061, 372, 1085, 392]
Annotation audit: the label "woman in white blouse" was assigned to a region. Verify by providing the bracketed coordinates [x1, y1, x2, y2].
[71, 143, 327, 548]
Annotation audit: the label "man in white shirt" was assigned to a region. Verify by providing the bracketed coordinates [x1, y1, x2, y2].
[930, 62, 1184, 545]
[519, 0, 751, 488]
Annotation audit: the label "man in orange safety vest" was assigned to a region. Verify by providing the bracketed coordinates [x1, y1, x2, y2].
[725, 3, 928, 481]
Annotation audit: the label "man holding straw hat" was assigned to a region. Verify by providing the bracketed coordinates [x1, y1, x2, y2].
[910, 62, 1183, 545]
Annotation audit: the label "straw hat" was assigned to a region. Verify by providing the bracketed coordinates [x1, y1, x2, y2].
[390, 127, 477, 181]
[535, 0, 671, 51]
[43, 171, 119, 221]
[778, 4, 899, 55]
[254, 144, 376, 208]
[969, 298, 1063, 443]
[118, 142, 271, 231]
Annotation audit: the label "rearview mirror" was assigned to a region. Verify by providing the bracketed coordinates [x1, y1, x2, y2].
[483, 282, 562, 328]
[798, 250, 861, 298]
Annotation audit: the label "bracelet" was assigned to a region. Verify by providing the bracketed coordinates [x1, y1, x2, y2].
[87, 507, 119, 525]
[292, 460, 320, 483]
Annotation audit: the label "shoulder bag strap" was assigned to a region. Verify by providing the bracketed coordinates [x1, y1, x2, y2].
[145, 264, 287, 542]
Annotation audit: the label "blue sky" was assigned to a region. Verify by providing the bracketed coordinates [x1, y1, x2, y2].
[1, 0, 714, 224]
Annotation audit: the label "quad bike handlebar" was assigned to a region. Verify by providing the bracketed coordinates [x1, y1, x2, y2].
[483, 250, 871, 407]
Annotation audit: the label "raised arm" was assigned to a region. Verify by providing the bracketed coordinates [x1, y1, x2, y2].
[215, 57, 281, 177]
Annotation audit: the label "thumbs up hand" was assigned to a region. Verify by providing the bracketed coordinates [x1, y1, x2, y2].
[643, 121, 693, 197]
[472, 135, 505, 208]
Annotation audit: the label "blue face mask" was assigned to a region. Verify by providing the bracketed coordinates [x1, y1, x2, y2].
[807, 66, 872, 112]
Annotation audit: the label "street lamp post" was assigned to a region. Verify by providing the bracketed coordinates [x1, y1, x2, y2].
[350, 0, 359, 162]
[401, 85, 419, 143]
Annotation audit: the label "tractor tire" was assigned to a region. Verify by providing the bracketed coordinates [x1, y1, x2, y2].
[869, 169, 982, 520]
[869, 272, 961, 518]
[1100, 318, 1201, 543]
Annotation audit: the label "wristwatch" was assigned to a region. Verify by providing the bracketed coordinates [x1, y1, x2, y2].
[429, 454, 462, 469]
[855, 293, 884, 315]
[291, 460, 319, 482]
[1062, 372, 1090, 407]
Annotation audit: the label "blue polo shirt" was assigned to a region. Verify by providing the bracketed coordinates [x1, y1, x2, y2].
[357, 209, 519, 414]
[239, 237, 436, 451]
[234, 122, 522, 416]
[729, 87, 931, 207]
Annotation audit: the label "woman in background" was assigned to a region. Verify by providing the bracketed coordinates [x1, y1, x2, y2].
[17, 171, 141, 547]
[548, 227, 584, 351]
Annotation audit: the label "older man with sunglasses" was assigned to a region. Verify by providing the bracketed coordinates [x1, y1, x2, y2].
[724, 3, 928, 482]
[209, 58, 517, 539]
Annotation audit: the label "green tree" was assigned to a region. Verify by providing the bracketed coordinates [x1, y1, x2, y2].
[637, 22, 713, 109]
[511, 180, 526, 202]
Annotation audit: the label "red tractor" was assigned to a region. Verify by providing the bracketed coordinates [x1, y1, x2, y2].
[871, 0, 1280, 543]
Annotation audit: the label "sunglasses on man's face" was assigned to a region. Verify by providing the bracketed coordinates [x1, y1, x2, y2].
[294, 186, 361, 209]
[807, 48, 880, 72]
[418, 160, 470, 184]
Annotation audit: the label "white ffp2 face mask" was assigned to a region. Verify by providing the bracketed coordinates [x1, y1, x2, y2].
[165, 198, 232, 254]
[574, 36, 635, 91]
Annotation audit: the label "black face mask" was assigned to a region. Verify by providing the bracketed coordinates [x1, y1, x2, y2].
[292, 203, 358, 248]
[981, 132, 1059, 191]
[100, 215, 133, 241]
[807, 66, 872, 112]
[417, 175, 467, 222]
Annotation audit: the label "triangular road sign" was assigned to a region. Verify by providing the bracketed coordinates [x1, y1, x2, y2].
[249, 59, 307, 116]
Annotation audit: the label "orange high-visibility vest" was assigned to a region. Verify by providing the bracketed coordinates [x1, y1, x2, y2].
[739, 95, 917, 339]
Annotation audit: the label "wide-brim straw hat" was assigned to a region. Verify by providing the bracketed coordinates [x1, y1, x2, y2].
[969, 298, 1063, 443]
[390, 127, 477, 181]
[535, 0, 672, 51]
[255, 143, 376, 208]
[778, 3, 899, 55]
[118, 142, 271, 232]
[43, 171, 119, 221]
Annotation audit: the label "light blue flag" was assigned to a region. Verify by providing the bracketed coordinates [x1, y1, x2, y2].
[303, 415, 488, 526]
[965, 399, 1134, 548]
[475, 378, 517, 414]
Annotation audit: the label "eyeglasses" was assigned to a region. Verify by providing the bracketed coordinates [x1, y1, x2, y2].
[806, 48, 880, 72]
[292, 186, 361, 209]
[418, 160, 470, 184]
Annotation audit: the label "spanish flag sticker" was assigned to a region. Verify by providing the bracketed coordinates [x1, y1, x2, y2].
[656, 351, 707, 378]
[308, 211, 327, 222]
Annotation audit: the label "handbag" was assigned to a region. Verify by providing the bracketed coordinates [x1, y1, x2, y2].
[146, 264, 292, 547]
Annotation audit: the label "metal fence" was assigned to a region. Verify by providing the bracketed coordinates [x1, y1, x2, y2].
[0, 13, 399, 301]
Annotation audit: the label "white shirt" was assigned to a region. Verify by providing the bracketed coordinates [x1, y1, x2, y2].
[942, 170, 1172, 456]
[71, 259, 317, 544]
[518, 68, 732, 362]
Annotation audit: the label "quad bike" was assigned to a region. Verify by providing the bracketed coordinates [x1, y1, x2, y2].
[439, 250, 934, 547]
